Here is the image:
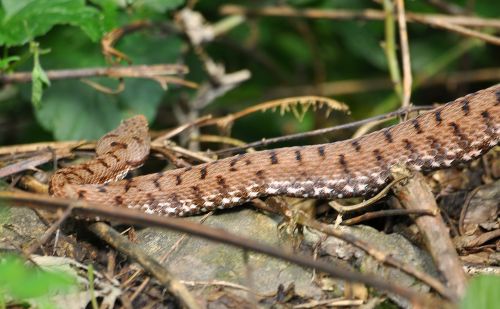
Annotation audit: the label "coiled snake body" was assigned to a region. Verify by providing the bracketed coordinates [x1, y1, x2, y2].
[50, 85, 500, 216]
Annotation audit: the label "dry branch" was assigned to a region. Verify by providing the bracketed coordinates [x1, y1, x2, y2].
[220, 5, 500, 46]
[391, 166, 467, 300]
[0, 64, 189, 84]
[220, 5, 500, 28]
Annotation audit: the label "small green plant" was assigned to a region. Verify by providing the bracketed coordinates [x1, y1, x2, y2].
[0, 254, 77, 309]
[460, 275, 500, 309]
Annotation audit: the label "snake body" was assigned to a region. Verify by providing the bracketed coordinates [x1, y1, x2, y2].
[50, 85, 500, 216]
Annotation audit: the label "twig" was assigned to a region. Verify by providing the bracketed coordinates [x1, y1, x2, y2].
[329, 176, 408, 214]
[214, 105, 433, 156]
[0, 147, 75, 178]
[267, 67, 500, 98]
[342, 209, 436, 225]
[153, 143, 215, 163]
[151, 147, 192, 168]
[24, 205, 74, 255]
[293, 211, 454, 301]
[181, 280, 269, 297]
[0, 190, 445, 306]
[89, 222, 201, 309]
[458, 229, 500, 250]
[293, 298, 364, 308]
[192, 134, 249, 148]
[391, 166, 467, 299]
[352, 118, 391, 139]
[458, 186, 481, 236]
[190, 69, 251, 110]
[221, 5, 500, 46]
[220, 5, 500, 28]
[410, 14, 500, 46]
[0, 141, 86, 156]
[152, 115, 213, 144]
[0, 64, 189, 84]
[396, 0, 413, 108]
[101, 21, 152, 64]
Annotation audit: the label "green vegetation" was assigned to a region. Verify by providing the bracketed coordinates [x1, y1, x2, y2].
[460, 275, 500, 309]
[0, 255, 77, 309]
[1, 0, 498, 145]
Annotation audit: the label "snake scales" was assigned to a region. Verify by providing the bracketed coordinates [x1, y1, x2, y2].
[50, 85, 500, 216]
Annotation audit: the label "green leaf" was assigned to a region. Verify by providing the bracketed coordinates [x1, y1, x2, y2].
[30, 42, 51, 108]
[132, 0, 184, 13]
[35, 78, 158, 140]
[0, 255, 76, 301]
[89, 0, 119, 32]
[30, 27, 183, 140]
[0, 0, 103, 46]
[0, 55, 20, 70]
[460, 275, 500, 309]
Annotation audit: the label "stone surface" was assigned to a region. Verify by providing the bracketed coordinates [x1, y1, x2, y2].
[136, 207, 438, 302]
[136, 208, 324, 297]
[0, 207, 47, 251]
[1, 203, 440, 305]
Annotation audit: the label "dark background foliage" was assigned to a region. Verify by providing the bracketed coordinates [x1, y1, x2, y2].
[0, 0, 498, 146]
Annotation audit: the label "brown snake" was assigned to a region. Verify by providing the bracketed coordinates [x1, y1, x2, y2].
[50, 85, 500, 216]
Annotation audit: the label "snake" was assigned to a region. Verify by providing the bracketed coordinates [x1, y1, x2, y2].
[49, 84, 500, 216]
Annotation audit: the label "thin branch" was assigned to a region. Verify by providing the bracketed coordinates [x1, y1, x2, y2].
[410, 14, 500, 46]
[458, 186, 481, 236]
[220, 5, 500, 28]
[391, 166, 468, 299]
[294, 211, 455, 301]
[0, 147, 76, 178]
[0, 64, 189, 84]
[342, 209, 436, 225]
[192, 134, 249, 148]
[329, 175, 408, 213]
[24, 205, 74, 255]
[220, 5, 500, 46]
[214, 105, 433, 156]
[101, 20, 152, 64]
[0, 141, 87, 156]
[181, 280, 269, 297]
[396, 0, 413, 108]
[267, 67, 500, 98]
[152, 115, 213, 144]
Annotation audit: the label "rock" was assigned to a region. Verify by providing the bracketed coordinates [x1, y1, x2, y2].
[136, 208, 324, 297]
